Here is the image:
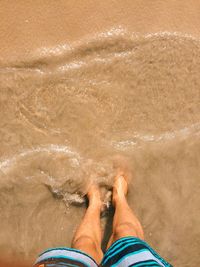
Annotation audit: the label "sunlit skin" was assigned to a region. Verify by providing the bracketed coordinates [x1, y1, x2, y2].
[72, 170, 144, 264]
[1, 170, 144, 267]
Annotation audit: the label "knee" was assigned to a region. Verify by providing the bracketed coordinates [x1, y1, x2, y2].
[72, 235, 103, 263]
[72, 235, 97, 250]
[114, 222, 144, 240]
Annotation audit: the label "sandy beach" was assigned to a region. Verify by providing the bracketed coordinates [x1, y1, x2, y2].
[0, 1, 200, 266]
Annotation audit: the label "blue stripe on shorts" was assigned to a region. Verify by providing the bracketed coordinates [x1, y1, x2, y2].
[34, 237, 172, 267]
[101, 237, 173, 267]
[34, 247, 98, 267]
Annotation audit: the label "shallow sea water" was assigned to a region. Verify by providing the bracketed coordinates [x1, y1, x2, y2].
[0, 30, 200, 267]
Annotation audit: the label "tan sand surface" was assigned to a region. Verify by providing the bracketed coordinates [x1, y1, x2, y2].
[0, 1, 200, 266]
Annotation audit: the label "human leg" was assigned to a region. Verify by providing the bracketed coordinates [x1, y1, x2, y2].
[107, 171, 144, 249]
[71, 184, 103, 264]
[34, 184, 102, 267]
[102, 172, 171, 267]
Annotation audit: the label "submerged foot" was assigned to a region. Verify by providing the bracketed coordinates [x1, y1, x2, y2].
[112, 171, 129, 206]
[87, 184, 102, 207]
[87, 184, 111, 215]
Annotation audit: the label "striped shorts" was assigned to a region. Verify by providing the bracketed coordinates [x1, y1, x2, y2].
[34, 237, 172, 267]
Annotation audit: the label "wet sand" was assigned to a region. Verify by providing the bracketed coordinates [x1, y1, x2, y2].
[1, 0, 200, 63]
[0, 2, 200, 267]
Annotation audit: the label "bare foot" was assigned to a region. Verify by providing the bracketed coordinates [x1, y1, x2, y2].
[87, 184, 101, 207]
[112, 171, 129, 206]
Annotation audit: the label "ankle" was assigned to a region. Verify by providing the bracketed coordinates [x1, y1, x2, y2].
[89, 197, 102, 208]
[112, 189, 126, 206]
